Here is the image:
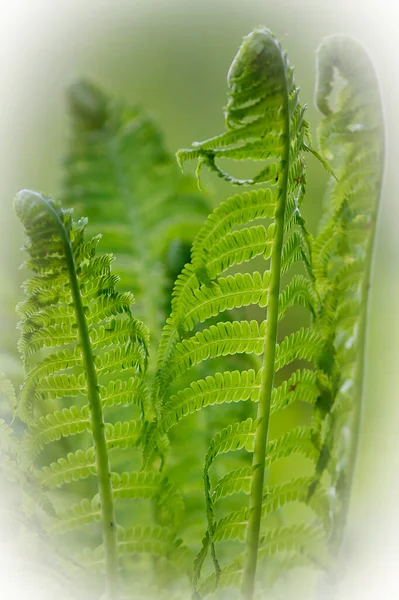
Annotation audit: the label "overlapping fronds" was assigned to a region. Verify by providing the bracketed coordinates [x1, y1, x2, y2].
[310, 35, 385, 545]
[63, 81, 211, 373]
[4, 25, 383, 600]
[14, 190, 186, 595]
[147, 28, 331, 598]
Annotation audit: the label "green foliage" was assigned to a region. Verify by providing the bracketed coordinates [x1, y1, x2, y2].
[62, 81, 211, 375]
[13, 190, 187, 598]
[310, 35, 384, 547]
[147, 27, 332, 599]
[2, 25, 384, 600]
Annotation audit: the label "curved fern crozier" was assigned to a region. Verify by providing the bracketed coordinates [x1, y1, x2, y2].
[15, 191, 185, 597]
[150, 28, 329, 599]
[15, 190, 122, 592]
[311, 35, 385, 548]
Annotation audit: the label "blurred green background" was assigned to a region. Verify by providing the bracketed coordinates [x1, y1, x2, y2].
[1, 1, 398, 596]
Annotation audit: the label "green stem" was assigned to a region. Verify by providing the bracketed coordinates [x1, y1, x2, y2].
[40, 195, 119, 595]
[241, 89, 290, 599]
[332, 198, 381, 550]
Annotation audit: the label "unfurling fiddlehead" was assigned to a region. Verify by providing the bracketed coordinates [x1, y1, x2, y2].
[14, 191, 186, 598]
[148, 28, 331, 600]
[311, 35, 384, 550]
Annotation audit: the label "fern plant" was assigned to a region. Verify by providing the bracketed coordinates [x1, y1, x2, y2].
[56, 81, 215, 548]
[310, 35, 384, 550]
[3, 24, 385, 600]
[62, 81, 211, 377]
[147, 27, 333, 599]
[12, 190, 189, 599]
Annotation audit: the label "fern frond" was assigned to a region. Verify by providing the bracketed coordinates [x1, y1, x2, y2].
[149, 27, 330, 597]
[63, 80, 210, 377]
[311, 34, 384, 550]
[14, 190, 182, 593]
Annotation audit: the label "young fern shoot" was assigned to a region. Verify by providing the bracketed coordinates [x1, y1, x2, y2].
[15, 191, 121, 592]
[14, 191, 186, 599]
[149, 28, 330, 599]
[311, 35, 385, 549]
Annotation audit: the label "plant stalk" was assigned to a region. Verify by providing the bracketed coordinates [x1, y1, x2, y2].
[331, 190, 382, 550]
[241, 87, 291, 599]
[44, 196, 119, 596]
